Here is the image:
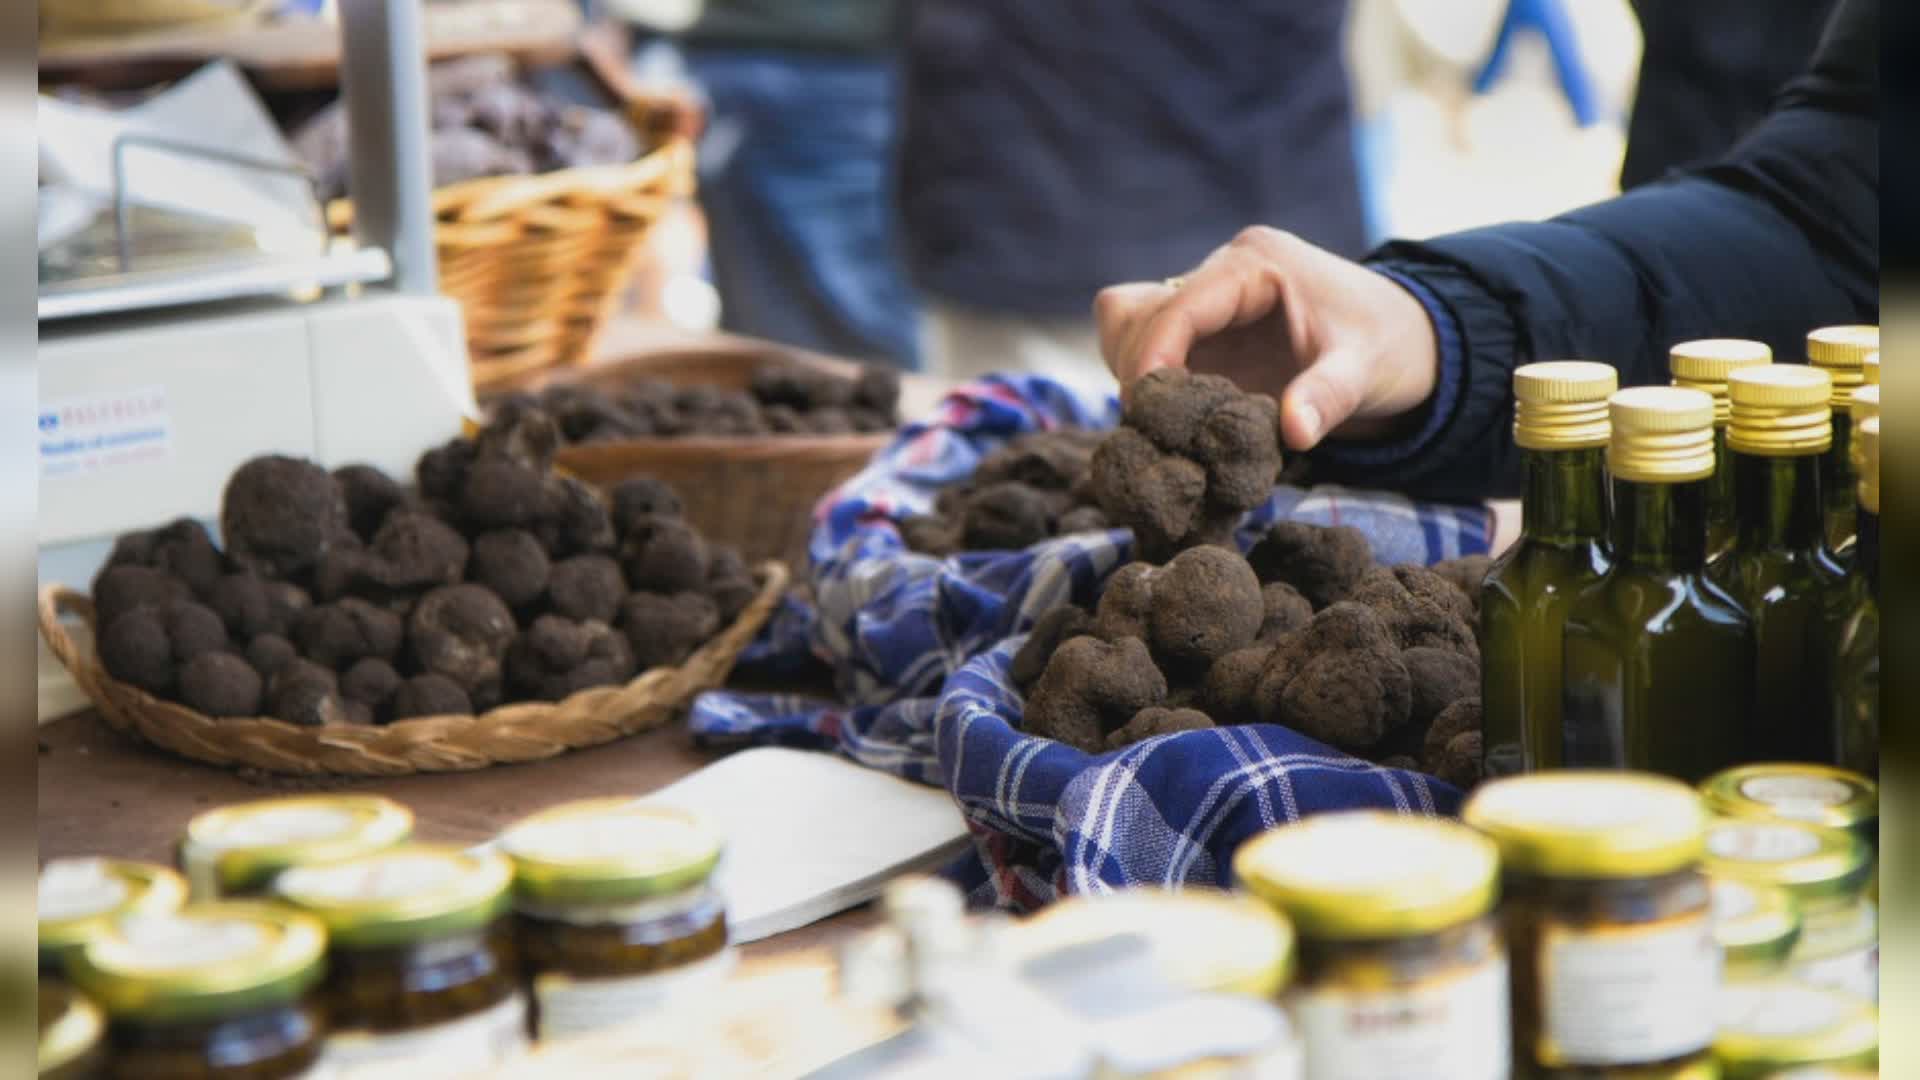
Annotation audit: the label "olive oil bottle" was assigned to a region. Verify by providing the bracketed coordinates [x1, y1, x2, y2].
[1831, 415, 1878, 775]
[1807, 325, 1877, 557]
[1706, 365, 1843, 763]
[1562, 387, 1755, 781]
[1671, 338, 1771, 560]
[1480, 361, 1615, 777]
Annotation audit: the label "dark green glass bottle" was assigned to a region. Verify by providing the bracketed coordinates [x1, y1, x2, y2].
[1706, 364, 1843, 764]
[1562, 387, 1755, 782]
[1807, 325, 1876, 557]
[1671, 338, 1772, 562]
[1480, 362, 1615, 777]
[1831, 415, 1878, 775]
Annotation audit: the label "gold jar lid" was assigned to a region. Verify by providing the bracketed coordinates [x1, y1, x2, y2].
[1862, 350, 1879, 385]
[67, 901, 326, 1024]
[501, 799, 722, 906]
[275, 844, 513, 949]
[1608, 386, 1717, 483]
[1727, 366, 1834, 456]
[1513, 361, 1618, 450]
[1461, 771, 1707, 879]
[1702, 820, 1872, 911]
[39, 858, 188, 961]
[1807, 326, 1877, 408]
[1672, 339, 1772, 426]
[1856, 416, 1879, 515]
[1701, 764, 1877, 837]
[181, 794, 414, 897]
[1711, 876, 1801, 972]
[1714, 980, 1878, 1077]
[38, 980, 104, 1075]
[1012, 888, 1295, 998]
[1233, 812, 1497, 941]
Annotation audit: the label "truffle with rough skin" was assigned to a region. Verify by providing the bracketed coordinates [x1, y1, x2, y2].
[961, 483, 1055, 551]
[221, 455, 352, 579]
[899, 515, 961, 557]
[1056, 507, 1110, 536]
[390, 673, 474, 721]
[705, 548, 757, 624]
[460, 460, 551, 531]
[1258, 582, 1313, 642]
[505, 615, 637, 700]
[1430, 555, 1493, 611]
[1194, 395, 1284, 511]
[619, 516, 711, 593]
[1094, 548, 1262, 676]
[975, 432, 1100, 492]
[1254, 602, 1411, 751]
[474, 398, 560, 471]
[265, 660, 363, 727]
[92, 565, 192, 631]
[609, 477, 684, 535]
[161, 601, 231, 663]
[1346, 565, 1476, 655]
[1403, 646, 1480, 730]
[408, 585, 517, 707]
[1106, 706, 1215, 749]
[333, 465, 410, 541]
[1010, 606, 1095, 692]
[367, 511, 470, 590]
[105, 518, 223, 597]
[1021, 636, 1168, 753]
[416, 438, 476, 504]
[1092, 563, 1156, 644]
[547, 554, 627, 624]
[617, 591, 720, 671]
[1422, 697, 1482, 772]
[1089, 427, 1207, 560]
[178, 653, 264, 718]
[1434, 731, 1485, 789]
[206, 573, 285, 640]
[1245, 523, 1373, 610]
[1198, 644, 1275, 726]
[1127, 369, 1239, 455]
[470, 530, 550, 611]
[99, 609, 174, 694]
[341, 657, 402, 717]
[245, 634, 298, 680]
[292, 599, 403, 670]
[538, 476, 616, 557]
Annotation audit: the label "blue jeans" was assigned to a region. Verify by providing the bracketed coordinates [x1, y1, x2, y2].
[684, 48, 922, 369]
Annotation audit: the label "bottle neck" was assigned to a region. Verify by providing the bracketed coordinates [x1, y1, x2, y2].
[1731, 451, 1825, 552]
[1521, 446, 1609, 545]
[1858, 506, 1879, 595]
[1611, 477, 1709, 573]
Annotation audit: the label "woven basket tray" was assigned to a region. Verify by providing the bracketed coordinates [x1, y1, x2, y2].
[37, 561, 785, 777]
[516, 341, 893, 570]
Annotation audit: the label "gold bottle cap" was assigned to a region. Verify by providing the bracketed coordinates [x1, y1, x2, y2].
[181, 794, 414, 898]
[1710, 876, 1802, 973]
[1462, 771, 1707, 879]
[1727, 366, 1833, 456]
[1862, 349, 1879, 385]
[1014, 888, 1296, 998]
[1513, 361, 1618, 450]
[1700, 764, 1878, 837]
[39, 858, 188, 961]
[1807, 326, 1876, 408]
[1671, 338, 1772, 426]
[275, 844, 513, 949]
[67, 901, 327, 1024]
[501, 799, 723, 906]
[1608, 386, 1716, 483]
[1856, 415, 1879, 514]
[1702, 819, 1872, 911]
[1714, 980, 1878, 1075]
[1233, 812, 1498, 940]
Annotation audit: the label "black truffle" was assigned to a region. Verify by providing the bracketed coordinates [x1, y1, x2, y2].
[1245, 522, 1373, 610]
[99, 609, 174, 695]
[367, 510, 469, 589]
[1198, 644, 1275, 726]
[610, 477, 684, 534]
[265, 659, 360, 727]
[899, 515, 961, 557]
[474, 396, 560, 471]
[206, 573, 281, 640]
[1254, 602, 1411, 751]
[220, 455, 352, 578]
[333, 465, 410, 541]
[1258, 582, 1313, 642]
[161, 601, 231, 663]
[619, 516, 710, 593]
[505, 615, 637, 701]
[960, 483, 1055, 551]
[470, 530, 550, 611]
[617, 591, 720, 671]
[1089, 427, 1207, 561]
[246, 634, 298, 680]
[547, 554, 628, 624]
[1092, 548, 1262, 677]
[460, 460, 551, 532]
[292, 598, 403, 670]
[1056, 506, 1111, 536]
[1022, 636, 1168, 753]
[1011, 606, 1095, 692]
[1430, 555, 1493, 612]
[408, 584, 517, 705]
[705, 548, 758, 624]
[178, 652, 264, 718]
[390, 673, 475, 721]
[539, 476, 616, 557]
[1346, 565, 1476, 655]
[1434, 731, 1485, 789]
[92, 565, 191, 630]
[106, 518, 223, 597]
[341, 657, 403, 717]
[1403, 646, 1481, 730]
[1106, 706, 1215, 750]
[416, 438, 476, 504]
[1421, 697, 1482, 774]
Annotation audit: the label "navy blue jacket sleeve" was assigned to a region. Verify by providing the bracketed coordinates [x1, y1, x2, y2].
[1310, 0, 1877, 503]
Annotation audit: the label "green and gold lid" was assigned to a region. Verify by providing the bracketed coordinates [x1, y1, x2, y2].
[1014, 888, 1295, 998]
[181, 794, 413, 897]
[500, 799, 722, 907]
[38, 980, 103, 1075]
[67, 902, 326, 1024]
[1233, 812, 1498, 941]
[1462, 771, 1707, 880]
[1715, 980, 1877, 1080]
[1807, 326, 1877, 409]
[1608, 387, 1718, 483]
[1514, 361, 1618, 450]
[275, 844, 512, 949]
[1703, 820, 1872, 913]
[1728, 366, 1834, 456]
[1701, 765, 1877, 841]
[1672, 339, 1773, 426]
[1712, 877, 1802, 974]
[39, 858, 188, 967]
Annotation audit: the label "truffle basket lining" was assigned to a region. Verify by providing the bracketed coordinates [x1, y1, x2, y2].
[36, 561, 787, 777]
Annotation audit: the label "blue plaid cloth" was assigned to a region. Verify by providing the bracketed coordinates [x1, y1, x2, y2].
[692, 375, 1492, 909]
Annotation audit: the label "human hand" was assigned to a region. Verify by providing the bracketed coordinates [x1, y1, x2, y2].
[1094, 227, 1440, 451]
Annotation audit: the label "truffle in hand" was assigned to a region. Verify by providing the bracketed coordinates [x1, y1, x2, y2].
[1254, 602, 1411, 751]
[1022, 636, 1168, 753]
[220, 455, 352, 579]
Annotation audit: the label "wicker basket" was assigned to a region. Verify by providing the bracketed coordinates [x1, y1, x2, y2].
[40, 0, 271, 38]
[37, 561, 785, 777]
[518, 341, 893, 570]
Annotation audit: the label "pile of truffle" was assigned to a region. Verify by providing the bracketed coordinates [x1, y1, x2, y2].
[899, 430, 1110, 555]
[486, 360, 901, 444]
[1005, 369, 1493, 786]
[291, 55, 643, 203]
[92, 406, 756, 728]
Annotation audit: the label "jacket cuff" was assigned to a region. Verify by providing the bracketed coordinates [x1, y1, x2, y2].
[1309, 267, 1463, 469]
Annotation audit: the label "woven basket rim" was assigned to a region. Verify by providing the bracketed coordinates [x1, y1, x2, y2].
[38, 560, 787, 777]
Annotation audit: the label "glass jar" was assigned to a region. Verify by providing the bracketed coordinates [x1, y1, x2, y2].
[275, 845, 527, 1076]
[1713, 980, 1877, 1080]
[1462, 771, 1718, 1078]
[1012, 888, 1295, 1000]
[39, 980, 104, 1079]
[179, 794, 413, 899]
[39, 859, 186, 978]
[1700, 766, 1877, 852]
[1701, 820, 1875, 1003]
[499, 799, 733, 1042]
[1711, 878, 1800, 984]
[1233, 812, 1508, 1080]
[66, 901, 328, 1079]
[1094, 993, 1302, 1080]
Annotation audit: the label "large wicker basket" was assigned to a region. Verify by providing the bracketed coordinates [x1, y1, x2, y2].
[516, 341, 894, 570]
[37, 561, 785, 777]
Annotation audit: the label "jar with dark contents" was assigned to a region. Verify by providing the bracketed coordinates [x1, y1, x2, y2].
[66, 902, 328, 1079]
[39, 859, 186, 979]
[499, 800, 733, 1042]
[179, 794, 413, 899]
[1233, 812, 1509, 1080]
[274, 845, 527, 1075]
[1713, 980, 1877, 1079]
[1711, 878, 1801, 985]
[1463, 772, 1718, 1078]
[39, 980, 104, 1079]
[1701, 819, 1875, 1004]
